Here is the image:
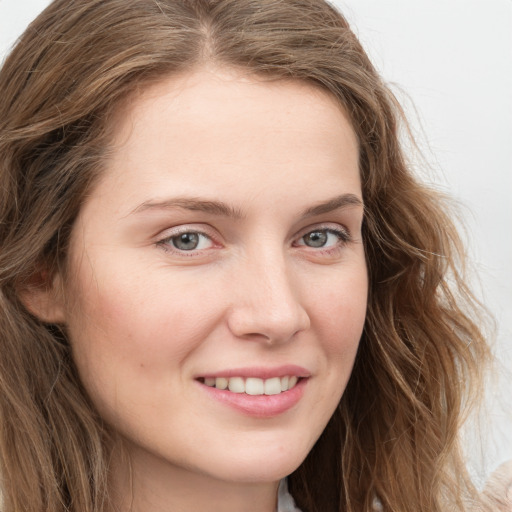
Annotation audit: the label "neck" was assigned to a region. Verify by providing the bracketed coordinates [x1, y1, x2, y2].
[108, 439, 280, 512]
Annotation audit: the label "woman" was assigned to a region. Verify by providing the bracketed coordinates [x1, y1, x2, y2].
[0, 1, 505, 511]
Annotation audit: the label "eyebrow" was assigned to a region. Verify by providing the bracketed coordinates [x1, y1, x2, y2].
[130, 193, 363, 219]
[130, 197, 245, 219]
[300, 193, 363, 217]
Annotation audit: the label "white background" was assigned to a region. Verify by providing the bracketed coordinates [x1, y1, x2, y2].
[1, 0, 510, 481]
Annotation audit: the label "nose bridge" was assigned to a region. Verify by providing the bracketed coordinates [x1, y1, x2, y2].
[227, 243, 310, 343]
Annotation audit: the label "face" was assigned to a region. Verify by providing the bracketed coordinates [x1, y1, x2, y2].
[59, 69, 367, 487]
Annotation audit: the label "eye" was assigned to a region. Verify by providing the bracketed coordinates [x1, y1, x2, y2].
[296, 227, 350, 249]
[162, 231, 213, 252]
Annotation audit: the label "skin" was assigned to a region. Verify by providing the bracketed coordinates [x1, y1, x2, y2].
[44, 68, 368, 511]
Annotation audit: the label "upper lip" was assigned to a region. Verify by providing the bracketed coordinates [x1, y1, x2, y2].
[196, 365, 311, 380]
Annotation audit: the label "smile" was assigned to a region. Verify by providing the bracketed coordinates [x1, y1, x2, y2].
[198, 376, 300, 395]
[195, 365, 310, 417]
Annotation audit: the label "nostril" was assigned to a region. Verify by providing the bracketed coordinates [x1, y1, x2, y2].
[226, 304, 310, 344]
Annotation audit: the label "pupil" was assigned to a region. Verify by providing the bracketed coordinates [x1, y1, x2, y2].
[305, 231, 327, 248]
[173, 233, 199, 250]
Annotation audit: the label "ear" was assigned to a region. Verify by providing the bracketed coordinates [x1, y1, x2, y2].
[18, 268, 66, 324]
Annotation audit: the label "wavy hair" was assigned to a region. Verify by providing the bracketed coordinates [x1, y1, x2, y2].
[0, 1, 490, 510]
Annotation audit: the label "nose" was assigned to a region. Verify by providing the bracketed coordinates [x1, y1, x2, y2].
[226, 251, 311, 344]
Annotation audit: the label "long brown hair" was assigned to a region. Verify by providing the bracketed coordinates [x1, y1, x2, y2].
[0, 1, 490, 510]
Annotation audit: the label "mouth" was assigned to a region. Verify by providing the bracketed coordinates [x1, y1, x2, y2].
[195, 366, 310, 417]
[196, 375, 302, 396]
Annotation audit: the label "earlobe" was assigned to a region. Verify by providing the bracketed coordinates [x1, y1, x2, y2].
[18, 270, 66, 324]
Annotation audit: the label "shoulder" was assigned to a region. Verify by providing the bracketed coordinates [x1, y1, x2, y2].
[481, 460, 512, 512]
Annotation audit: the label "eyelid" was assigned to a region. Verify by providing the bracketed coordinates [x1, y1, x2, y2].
[156, 225, 220, 255]
[292, 224, 353, 259]
[294, 223, 352, 243]
[154, 221, 353, 258]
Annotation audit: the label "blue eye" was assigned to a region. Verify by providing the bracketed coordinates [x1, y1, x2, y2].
[303, 230, 329, 248]
[298, 228, 350, 248]
[166, 232, 213, 251]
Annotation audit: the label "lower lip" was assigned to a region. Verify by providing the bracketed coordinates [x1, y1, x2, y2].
[198, 378, 307, 418]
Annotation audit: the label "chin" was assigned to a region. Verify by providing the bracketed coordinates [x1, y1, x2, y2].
[204, 440, 310, 484]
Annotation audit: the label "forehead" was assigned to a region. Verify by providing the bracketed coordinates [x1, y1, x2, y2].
[88, 67, 361, 215]
[112, 67, 357, 151]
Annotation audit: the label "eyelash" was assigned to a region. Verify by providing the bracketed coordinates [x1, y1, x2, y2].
[156, 225, 352, 257]
[156, 227, 217, 256]
[294, 227, 352, 252]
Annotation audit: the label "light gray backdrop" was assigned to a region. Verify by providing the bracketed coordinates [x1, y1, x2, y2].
[1, 0, 510, 482]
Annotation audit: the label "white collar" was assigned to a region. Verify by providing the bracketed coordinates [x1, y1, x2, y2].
[277, 478, 384, 512]
[277, 479, 302, 512]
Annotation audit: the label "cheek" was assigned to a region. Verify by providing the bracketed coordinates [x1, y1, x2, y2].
[63, 259, 223, 409]
[310, 265, 368, 356]
[68, 261, 217, 352]
[297, 267, 367, 447]
[308, 263, 367, 416]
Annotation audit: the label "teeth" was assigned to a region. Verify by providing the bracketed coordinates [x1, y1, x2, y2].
[228, 377, 245, 393]
[264, 377, 282, 395]
[203, 375, 301, 395]
[215, 377, 228, 390]
[245, 377, 264, 395]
